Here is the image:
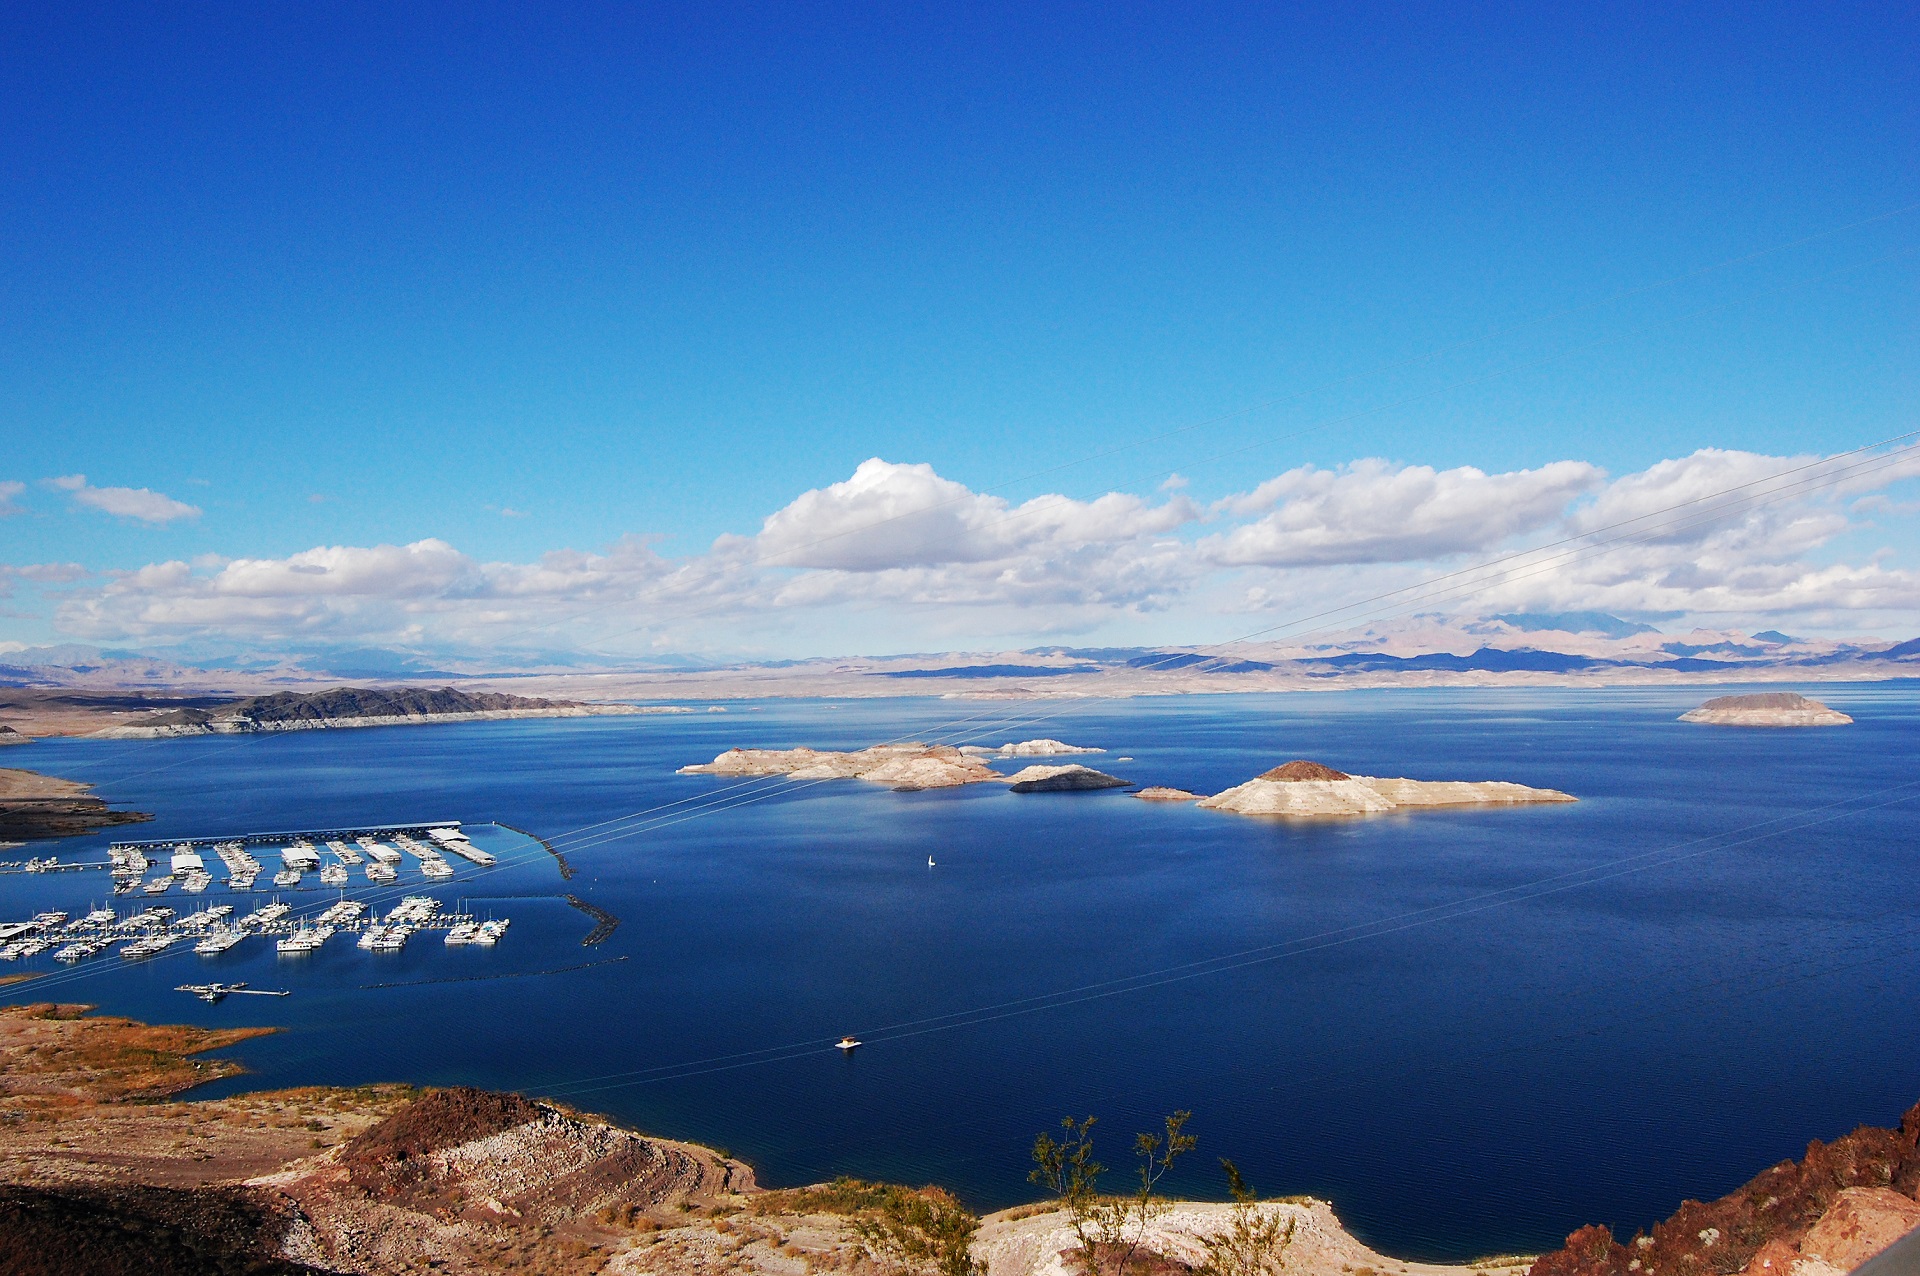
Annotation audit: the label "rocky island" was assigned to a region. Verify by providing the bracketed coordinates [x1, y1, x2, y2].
[680, 743, 1003, 790]
[678, 740, 1109, 791]
[1004, 763, 1131, 792]
[93, 685, 666, 738]
[1677, 691, 1853, 726]
[0, 768, 153, 841]
[959, 739, 1104, 757]
[1198, 760, 1576, 818]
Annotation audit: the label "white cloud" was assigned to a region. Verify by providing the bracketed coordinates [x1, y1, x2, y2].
[36, 446, 1920, 651]
[748, 458, 1196, 571]
[1204, 458, 1604, 566]
[45, 474, 201, 524]
[0, 481, 24, 517]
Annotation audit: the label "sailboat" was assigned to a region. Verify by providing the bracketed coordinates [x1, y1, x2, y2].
[927, 855, 935, 868]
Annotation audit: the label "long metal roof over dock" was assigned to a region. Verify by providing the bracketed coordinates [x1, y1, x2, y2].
[110, 820, 462, 852]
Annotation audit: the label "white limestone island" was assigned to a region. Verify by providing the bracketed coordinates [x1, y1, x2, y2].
[959, 738, 1104, 757]
[1197, 759, 1576, 818]
[678, 739, 1112, 791]
[1678, 691, 1852, 726]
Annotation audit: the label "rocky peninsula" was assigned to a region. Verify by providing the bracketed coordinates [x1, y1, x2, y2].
[1198, 760, 1576, 818]
[1677, 691, 1853, 726]
[93, 686, 668, 738]
[0, 768, 153, 841]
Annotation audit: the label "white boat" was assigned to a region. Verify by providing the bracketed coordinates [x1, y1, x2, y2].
[419, 858, 454, 879]
[16, 938, 50, 958]
[120, 935, 179, 960]
[113, 876, 138, 894]
[0, 943, 25, 961]
[180, 869, 213, 893]
[32, 911, 68, 927]
[143, 875, 176, 895]
[240, 902, 290, 927]
[275, 924, 335, 954]
[365, 863, 397, 883]
[369, 925, 412, 952]
[316, 900, 365, 926]
[271, 868, 302, 888]
[443, 921, 479, 945]
[326, 840, 362, 865]
[319, 864, 348, 886]
[54, 941, 105, 963]
[471, 918, 508, 946]
[195, 929, 246, 954]
[837, 1036, 862, 1051]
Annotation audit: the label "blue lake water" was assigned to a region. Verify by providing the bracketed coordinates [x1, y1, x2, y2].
[4, 686, 1919, 1262]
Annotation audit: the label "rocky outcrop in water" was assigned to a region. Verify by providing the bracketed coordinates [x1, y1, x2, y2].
[1004, 764, 1131, 792]
[1198, 759, 1576, 817]
[1678, 691, 1852, 726]
[1133, 786, 1202, 801]
[1529, 1100, 1920, 1276]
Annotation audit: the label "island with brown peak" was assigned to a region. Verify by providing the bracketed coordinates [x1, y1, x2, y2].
[1197, 760, 1576, 818]
[1677, 691, 1853, 726]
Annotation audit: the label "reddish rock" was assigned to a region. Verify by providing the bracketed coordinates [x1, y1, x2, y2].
[1737, 1237, 1798, 1275]
[1798, 1187, 1920, 1270]
[1257, 760, 1350, 781]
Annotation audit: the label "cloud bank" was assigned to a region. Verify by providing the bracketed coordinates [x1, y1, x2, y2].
[27, 446, 1920, 653]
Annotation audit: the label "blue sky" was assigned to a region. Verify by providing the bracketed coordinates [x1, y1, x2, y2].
[2, 3, 1916, 658]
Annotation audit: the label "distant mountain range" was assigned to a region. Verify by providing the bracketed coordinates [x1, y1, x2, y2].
[4, 613, 1920, 699]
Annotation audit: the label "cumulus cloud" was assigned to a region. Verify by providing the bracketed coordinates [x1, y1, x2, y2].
[749, 458, 1196, 571]
[1204, 458, 1604, 566]
[46, 474, 201, 524]
[0, 481, 24, 517]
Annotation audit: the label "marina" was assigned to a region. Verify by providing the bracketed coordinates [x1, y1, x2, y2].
[106, 821, 489, 896]
[1, 892, 505, 965]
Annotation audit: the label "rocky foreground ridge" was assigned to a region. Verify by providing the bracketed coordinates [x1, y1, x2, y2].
[1678, 692, 1854, 727]
[3, 1003, 1916, 1275]
[93, 686, 663, 738]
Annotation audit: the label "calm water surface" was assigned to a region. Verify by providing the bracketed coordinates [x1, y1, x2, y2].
[5, 686, 1918, 1261]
